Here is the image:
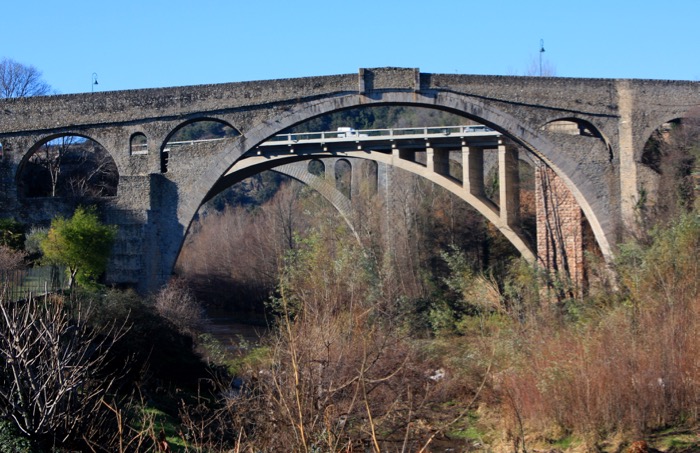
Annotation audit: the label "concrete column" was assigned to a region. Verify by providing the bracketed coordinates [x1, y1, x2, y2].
[498, 142, 520, 227]
[427, 146, 450, 177]
[394, 148, 414, 162]
[350, 159, 362, 199]
[324, 157, 335, 181]
[462, 145, 485, 197]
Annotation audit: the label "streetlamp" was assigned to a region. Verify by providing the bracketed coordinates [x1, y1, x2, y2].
[539, 39, 545, 77]
[92, 73, 99, 93]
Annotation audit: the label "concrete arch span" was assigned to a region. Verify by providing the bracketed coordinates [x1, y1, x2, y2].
[217, 151, 535, 260]
[187, 91, 613, 268]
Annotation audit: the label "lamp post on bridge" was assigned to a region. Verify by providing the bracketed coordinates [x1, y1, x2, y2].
[92, 73, 98, 93]
[539, 39, 545, 77]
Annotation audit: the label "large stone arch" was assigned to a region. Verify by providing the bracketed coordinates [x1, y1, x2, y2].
[16, 132, 119, 199]
[181, 92, 614, 270]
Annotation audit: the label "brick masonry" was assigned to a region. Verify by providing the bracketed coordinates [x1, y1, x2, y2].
[536, 166, 584, 290]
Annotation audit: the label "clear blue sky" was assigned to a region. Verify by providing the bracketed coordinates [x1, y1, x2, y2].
[4, 0, 699, 95]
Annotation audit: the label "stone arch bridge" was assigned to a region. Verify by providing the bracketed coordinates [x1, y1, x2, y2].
[0, 67, 698, 292]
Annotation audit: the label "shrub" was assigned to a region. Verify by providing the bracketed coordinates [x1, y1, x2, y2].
[0, 245, 26, 272]
[0, 218, 25, 251]
[40, 206, 116, 289]
[494, 212, 700, 445]
[0, 419, 35, 452]
[152, 278, 204, 336]
[0, 293, 129, 445]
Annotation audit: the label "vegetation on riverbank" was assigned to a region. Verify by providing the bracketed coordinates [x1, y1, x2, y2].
[0, 107, 697, 451]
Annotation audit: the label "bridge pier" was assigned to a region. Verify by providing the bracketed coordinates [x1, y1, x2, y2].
[427, 146, 450, 177]
[462, 145, 485, 198]
[535, 166, 585, 292]
[499, 142, 520, 228]
[105, 174, 183, 293]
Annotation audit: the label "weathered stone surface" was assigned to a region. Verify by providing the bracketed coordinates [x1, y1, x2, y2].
[0, 68, 697, 292]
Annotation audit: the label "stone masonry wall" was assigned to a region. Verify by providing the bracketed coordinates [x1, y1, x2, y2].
[536, 166, 585, 291]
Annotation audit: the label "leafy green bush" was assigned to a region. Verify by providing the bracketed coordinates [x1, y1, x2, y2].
[40, 206, 116, 289]
[0, 420, 35, 453]
[0, 218, 25, 251]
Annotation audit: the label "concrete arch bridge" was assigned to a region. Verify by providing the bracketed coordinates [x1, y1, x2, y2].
[0, 67, 698, 292]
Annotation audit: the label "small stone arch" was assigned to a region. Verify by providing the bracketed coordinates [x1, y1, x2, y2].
[359, 160, 378, 195]
[18, 133, 119, 198]
[638, 117, 697, 220]
[165, 117, 239, 143]
[641, 120, 678, 174]
[130, 132, 148, 155]
[308, 159, 325, 176]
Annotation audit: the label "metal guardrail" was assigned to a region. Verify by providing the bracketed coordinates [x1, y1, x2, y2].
[260, 125, 498, 146]
[160, 125, 498, 151]
[0, 266, 67, 301]
[163, 137, 228, 151]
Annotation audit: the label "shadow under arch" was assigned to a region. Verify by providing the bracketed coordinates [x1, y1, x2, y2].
[17, 132, 119, 199]
[175, 92, 616, 284]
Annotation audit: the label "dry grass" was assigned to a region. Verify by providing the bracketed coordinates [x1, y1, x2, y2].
[484, 213, 700, 449]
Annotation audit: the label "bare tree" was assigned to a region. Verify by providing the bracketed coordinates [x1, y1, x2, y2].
[153, 278, 204, 336]
[0, 245, 26, 272]
[0, 294, 129, 442]
[24, 136, 118, 198]
[0, 57, 52, 98]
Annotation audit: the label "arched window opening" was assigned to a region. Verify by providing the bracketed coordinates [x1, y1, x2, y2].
[335, 159, 352, 199]
[308, 159, 325, 177]
[130, 133, 148, 155]
[160, 148, 169, 174]
[20, 135, 118, 198]
[0, 141, 3, 159]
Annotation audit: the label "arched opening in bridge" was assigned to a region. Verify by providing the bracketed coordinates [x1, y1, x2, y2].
[335, 159, 352, 198]
[638, 114, 699, 225]
[177, 170, 298, 313]
[176, 105, 549, 315]
[161, 118, 239, 174]
[18, 134, 118, 198]
[308, 159, 324, 177]
[130, 133, 148, 155]
[360, 160, 378, 195]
